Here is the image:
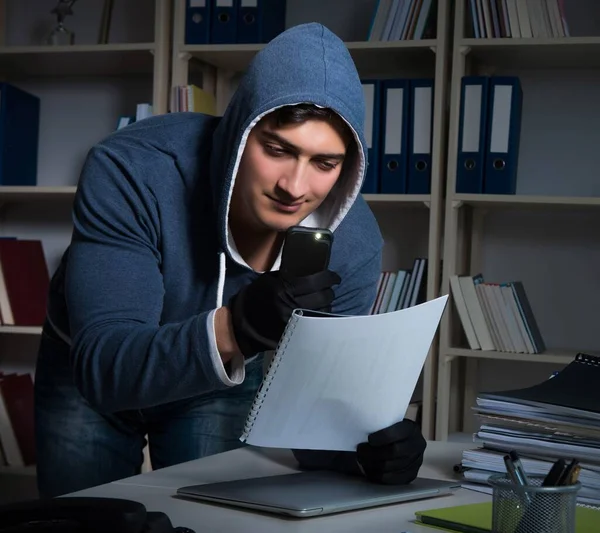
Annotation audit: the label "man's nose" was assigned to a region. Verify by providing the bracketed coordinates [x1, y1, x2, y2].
[277, 161, 309, 199]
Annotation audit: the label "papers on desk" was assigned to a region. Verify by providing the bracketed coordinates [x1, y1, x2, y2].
[239, 296, 448, 451]
[458, 353, 600, 506]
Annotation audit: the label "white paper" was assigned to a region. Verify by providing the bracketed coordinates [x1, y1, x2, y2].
[241, 295, 448, 451]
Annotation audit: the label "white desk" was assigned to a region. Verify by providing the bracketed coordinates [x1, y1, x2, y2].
[68, 441, 490, 532]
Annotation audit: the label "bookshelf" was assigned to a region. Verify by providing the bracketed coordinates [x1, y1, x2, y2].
[171, 0, 452, 440]
[0, 0, 171, 483]
[435, 0, 600, 440]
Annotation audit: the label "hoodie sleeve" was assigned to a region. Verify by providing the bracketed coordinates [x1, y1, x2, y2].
[65, 145, 240, 413]
[292, 246, 382, 477]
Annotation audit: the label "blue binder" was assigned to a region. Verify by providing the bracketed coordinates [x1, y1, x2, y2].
[237, 0, 259, 43]
[260, 0, 286, 43]
[484, 76, 523, 195]
[185, 0, 211, 44]
[456, 76, 490, 194]
[379, 79, 409, 194]
[0, 83, 40, 186]
[407, 79, 434, 194]
[361, 79, 382, 194]
[211, 0, 237, 44]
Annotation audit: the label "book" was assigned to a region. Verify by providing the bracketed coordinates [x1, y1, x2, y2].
[239, 295, 448, 451]
[414, 501, 600, 532]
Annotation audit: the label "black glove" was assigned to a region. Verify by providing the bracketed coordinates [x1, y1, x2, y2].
[356, 419, 426, 485]
[229, 269, 341, 358]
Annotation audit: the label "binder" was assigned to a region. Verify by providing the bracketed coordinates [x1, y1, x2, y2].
[211, 0, 237, 44]
[260, 0, 286, 43]
[407, 79, 434, 194]
[237, 0, 259, 43]
[483, 76, 523, 195]
[361, 79, 382, 194]
[237, 0, 286, 44]
[185, 0, 211, 44]
[456, 76, 490, 194]
[0, 83, 40, 186]
[379, 79, 409, 194]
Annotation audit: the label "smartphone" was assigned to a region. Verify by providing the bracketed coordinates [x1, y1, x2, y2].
[280, 226, 333, 277]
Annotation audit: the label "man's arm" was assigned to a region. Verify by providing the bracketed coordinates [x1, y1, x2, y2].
[66, 145, 242, 413]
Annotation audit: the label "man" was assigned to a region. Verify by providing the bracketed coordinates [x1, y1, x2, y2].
[34, 23, 426, 498]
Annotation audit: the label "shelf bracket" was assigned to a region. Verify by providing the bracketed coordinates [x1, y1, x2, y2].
[459, 45, 471, 57]
[178, 52, 192, 63]
[423, 201, 431, 209]
[429, 45, 436, 55]
[452, 200, 464, 210]
[445, 354, 456, 363]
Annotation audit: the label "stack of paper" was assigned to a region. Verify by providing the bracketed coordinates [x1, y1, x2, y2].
[458, 353, 600, 506]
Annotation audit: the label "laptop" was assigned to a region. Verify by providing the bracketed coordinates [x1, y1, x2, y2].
[176, 470, 460, 518]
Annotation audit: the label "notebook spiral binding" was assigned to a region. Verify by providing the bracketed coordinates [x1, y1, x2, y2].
[240, 311, 302, 442]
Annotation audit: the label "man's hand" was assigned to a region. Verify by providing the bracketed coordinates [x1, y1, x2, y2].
[229, 269, 341, 358]
[356, 419, 426, 485]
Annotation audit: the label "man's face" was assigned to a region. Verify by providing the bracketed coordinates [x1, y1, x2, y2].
[231, 117, 348, 234]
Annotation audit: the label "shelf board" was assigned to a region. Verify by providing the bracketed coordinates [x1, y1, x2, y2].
[0, 186, 77, 203]
[183, 39, 438, 75]
[453, 193, 600, 209]
[363, 193, 431, 205]
[0, 43, 156, 77]
[461, 37, 600, 69]
[0, 464, 36, 476]
[0, 326, 42, 335]
[446, 347, 578, 365]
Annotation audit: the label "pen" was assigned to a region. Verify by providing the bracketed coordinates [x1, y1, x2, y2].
[509, 451, 530, 486]
[558, 459, 579, 486]
[542, 458, 566, 486]
[569, 464, 581, 485]
[504, 453, 532, 505]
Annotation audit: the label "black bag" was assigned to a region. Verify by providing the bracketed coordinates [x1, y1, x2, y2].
[0, 497, 195, 533]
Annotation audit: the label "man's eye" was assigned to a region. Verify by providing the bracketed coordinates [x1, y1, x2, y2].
[265, 144, 286, 156]
[316, 161, 338, 171]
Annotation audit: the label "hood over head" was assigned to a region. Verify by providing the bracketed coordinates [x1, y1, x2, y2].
[210, 22, 368, 289]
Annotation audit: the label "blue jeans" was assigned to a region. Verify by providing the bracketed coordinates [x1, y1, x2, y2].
[34, 326, 264, 498]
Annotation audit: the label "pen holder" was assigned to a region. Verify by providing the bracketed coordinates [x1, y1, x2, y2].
[489, 473, 581, 533]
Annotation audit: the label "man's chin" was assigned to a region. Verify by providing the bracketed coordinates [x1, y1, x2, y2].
[260, 211, 309, 233]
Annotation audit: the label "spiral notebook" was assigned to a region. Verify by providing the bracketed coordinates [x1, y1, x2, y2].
[479, 352, 600, 419]
[239, 295, 448, 451]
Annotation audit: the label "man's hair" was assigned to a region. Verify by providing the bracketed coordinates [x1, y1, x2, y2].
[266, 104, 354, 148]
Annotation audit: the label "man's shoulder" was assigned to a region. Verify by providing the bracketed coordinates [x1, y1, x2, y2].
[334, 195, 383, 256]
[98, 112, 220, 166]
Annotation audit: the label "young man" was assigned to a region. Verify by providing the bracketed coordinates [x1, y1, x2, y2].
[34, 23, 426, 498]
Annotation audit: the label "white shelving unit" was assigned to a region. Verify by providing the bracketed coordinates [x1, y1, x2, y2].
[170, 0, 452, 440]
[0, 0, 172, 487]
[435, 0, 600, 440]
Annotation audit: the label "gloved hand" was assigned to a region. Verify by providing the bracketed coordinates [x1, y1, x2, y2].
[229, 269, 341, 358]
[356, 419, 426, 485]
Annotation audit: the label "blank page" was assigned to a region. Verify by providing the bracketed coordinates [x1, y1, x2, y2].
[241, 295, 448, 451]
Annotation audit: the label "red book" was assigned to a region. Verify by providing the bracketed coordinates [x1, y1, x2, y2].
[0, 373, 35, 465]
[0, 239, 49, 326]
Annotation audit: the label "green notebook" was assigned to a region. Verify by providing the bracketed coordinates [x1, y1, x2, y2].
[414, 502, 600, 533]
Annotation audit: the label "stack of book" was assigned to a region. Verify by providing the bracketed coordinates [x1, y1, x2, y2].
[449, 274, 545, 354]
[170, 85, 217, 116]
[370, 258, 427, 314]
[367, 0, 437, 41]
[458, 353, 600, 507]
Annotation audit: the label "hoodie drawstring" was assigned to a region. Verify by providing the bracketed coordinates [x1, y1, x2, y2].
[216, 251, 226, 308]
